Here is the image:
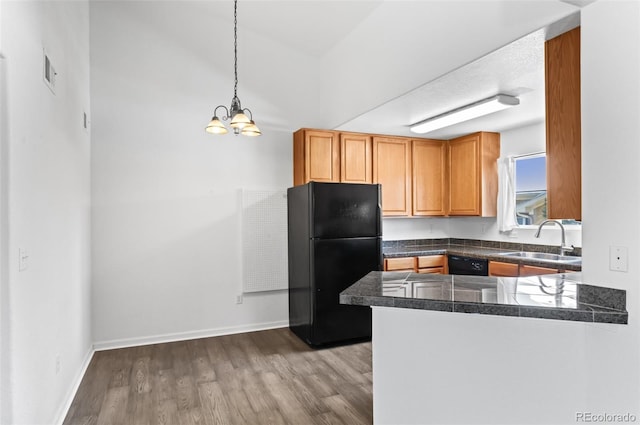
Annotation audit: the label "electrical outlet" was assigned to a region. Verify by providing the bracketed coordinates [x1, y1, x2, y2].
[609, 246, 628, 272]
[236, 295, 243, 304]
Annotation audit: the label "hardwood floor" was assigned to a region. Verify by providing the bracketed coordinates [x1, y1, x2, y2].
[63, 328, 373, 425]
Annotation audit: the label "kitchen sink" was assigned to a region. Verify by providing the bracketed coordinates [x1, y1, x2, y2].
[498, 251, 582, 264]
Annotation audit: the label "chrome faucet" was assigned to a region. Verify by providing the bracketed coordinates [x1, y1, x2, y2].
[534, 219, 573, 256]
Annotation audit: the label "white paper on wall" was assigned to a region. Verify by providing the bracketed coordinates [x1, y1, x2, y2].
[241, 189, 288, 293]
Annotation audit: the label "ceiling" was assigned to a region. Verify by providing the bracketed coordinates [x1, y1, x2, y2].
[233, 1, 385, 58]
[337, 12, 580, 139]
[232, 1, 581, 139]
[161, 0, 582, 138]
[181, 0, 385, 58]
[337, 28, 546, 139]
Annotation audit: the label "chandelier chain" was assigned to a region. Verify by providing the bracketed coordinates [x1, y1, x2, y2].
[233, 0, 238, 98]
[205, 0, 260, 136]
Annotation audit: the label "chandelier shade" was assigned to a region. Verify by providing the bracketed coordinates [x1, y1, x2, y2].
[230, 112, 250, 129]
[241, 121, 261, 136]
[205, 116, 228, 134]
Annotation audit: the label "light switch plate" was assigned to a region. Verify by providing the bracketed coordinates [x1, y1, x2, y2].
[609, 246, 628, 272]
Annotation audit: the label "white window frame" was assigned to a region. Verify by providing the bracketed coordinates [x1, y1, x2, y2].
[513, 152, 581, 229]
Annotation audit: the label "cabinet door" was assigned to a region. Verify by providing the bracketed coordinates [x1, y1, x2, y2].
[373, 137, 412, 216]
[340, 133, 372, 184]
[519, 265, 559, 276]
[297, 130, 339, 184]
[448, 134, 480, 215]
[417, 267, 444, 274]
[417, 255, 445, 268]
[417, 254, 446, 274]
[412, 139, 446, 216]
[489, 261, 519, 277]
[546, 27, 581, 220]
[384, 257, 416, 272]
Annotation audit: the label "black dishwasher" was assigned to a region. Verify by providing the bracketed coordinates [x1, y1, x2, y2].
[448, 255, 489, 276]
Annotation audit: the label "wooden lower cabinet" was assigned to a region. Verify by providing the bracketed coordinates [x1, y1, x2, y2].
[489, 261, 561, 277]
[417, 255, 447, 274]
[384, 255, 446, 274]
[519, 264, 561, 277]
[384, 257, 416, 272]
[388, 258, 563, 277]
[489, 261, 520, 277]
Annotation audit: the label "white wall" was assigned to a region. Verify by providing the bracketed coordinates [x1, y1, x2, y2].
[383, 122, 583, 248]
[499, 120, 546, 157]
[90, 1, 321, 347]
[1, 1, 92, 424]
[382, 217, 450, 241]
[581, 0, 640, 415]
[373, 307, 595, 424]
[0, 42, 9, 425]
[1, 3, 9, 419]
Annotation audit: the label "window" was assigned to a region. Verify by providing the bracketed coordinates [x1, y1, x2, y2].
[514, 154, 580, 226]
[515, 155, 547, 226]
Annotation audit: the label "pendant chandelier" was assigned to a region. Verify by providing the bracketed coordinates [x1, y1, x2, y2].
[205, 0, 261, 136]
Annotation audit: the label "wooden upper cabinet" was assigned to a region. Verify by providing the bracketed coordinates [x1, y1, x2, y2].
[340, 133, 372, 184]
[448, 132, 500, 216]
[373, 137, 412, 216]
[412, 139, 446, 216]
[545, 27, 581, 220]
[293, 129, 340, 185]
[448, 134, 479, 215]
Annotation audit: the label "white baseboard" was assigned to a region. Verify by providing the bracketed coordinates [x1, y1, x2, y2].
[54, 347, 95, 425]
[93, 320, 290, 351]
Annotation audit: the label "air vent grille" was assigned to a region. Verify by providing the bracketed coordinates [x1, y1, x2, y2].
[43, 51, 56, 94]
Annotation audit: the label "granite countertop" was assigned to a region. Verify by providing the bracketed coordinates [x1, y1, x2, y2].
[340, 271, 627, 324]
[383, 240, 582, 271]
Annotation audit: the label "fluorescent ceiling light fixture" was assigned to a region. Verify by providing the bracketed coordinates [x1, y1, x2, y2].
[410, 94, 520, 134]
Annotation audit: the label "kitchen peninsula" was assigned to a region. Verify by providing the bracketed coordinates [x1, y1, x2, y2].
[341, 270, 628, 424]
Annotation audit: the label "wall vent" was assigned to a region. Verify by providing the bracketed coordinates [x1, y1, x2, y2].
[43, 50, 56, 94]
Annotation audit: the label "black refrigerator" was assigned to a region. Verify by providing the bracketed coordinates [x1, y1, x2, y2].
[287, 182, 382, 347]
